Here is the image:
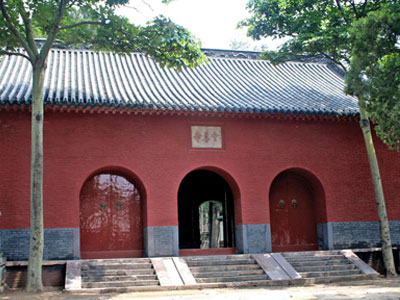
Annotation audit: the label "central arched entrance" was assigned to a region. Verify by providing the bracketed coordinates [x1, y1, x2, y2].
[269, 169, 320, 252]
[80, 172, 143, 259]
[178, 170, 235, 252]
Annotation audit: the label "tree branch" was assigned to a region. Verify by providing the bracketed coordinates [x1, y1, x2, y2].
[334, 0, 350, 25]
[0, 0, 35, 60]
[0, 50, 31, 60]
[360, 0, 369, 16]
[16, 2, 39, 56]
[321, 52, 347, 72]
[66, 0, 79, 9]
[351, 0, 360, 19]
[39, 0, 67, 63]
[59, 21, 104, 30]
[124, 5, 142, 13]
[140, 0, 153, 11]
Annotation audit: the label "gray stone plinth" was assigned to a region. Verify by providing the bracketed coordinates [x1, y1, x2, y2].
[235, 224, 271, 254]
[0, 228, 80, 261]
[317, 223, 334, 250]
[144, 226, 179, 257]
[318, 221, 400, 249]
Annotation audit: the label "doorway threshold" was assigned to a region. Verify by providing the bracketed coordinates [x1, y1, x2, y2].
[179, 248, 236, 256]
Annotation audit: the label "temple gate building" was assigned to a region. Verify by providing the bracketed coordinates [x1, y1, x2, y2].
[0, 48, 399, 261]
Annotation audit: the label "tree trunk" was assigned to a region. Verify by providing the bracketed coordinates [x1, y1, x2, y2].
[26, 64, 46, 292]
[359, 106, 397, 277]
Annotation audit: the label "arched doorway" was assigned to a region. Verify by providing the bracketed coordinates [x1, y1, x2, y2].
[178, 170, 235, 250]
[269, 169, 320, 252]
[80, 172, 143, 258]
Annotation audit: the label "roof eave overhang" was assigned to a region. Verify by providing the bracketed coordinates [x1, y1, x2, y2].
[0, 102, 359, 122]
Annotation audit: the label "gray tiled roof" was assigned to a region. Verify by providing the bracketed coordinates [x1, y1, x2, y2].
[0, 48, 359, 116]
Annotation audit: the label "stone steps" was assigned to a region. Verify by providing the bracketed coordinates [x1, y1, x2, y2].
[298, 269, 362, 278]
[283, 255, 345, 262]
[281, 250, 342, 256]
[80, 259, 160, 289]
[281, 251, 364, 279]
[65, 250, 379, 292]
[186, 254, 252, 261]
[288, 259, 350, 267]
[192, 269, 266, 278]
[299, 273, 378, 284]
[185, 255, 269, 284]
[293, 264, 358, 272]
[82, 262, 153, 270]
[83, 274, 158, 282]
[82, 279, 160, 288]
[197, 274, 269, 283]
[82, 268, 156, 276]
[190, 264, 262, 272]
[83, 258, 152, 264]
[186, 258, 256, 266]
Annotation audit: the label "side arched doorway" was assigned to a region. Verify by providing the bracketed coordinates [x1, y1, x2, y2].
[178, 170, 235, 250]
[80, 172, 143, 259]
[269, 169, 323, 252]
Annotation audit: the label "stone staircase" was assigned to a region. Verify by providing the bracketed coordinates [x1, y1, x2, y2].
[184, 254, 269, 284]
[65, 250, 379, 292]
[80, 258, 159, 289]
[281, 250, 376, 281]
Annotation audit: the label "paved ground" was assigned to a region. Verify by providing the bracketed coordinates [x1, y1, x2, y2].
[0, 278, 399, 300]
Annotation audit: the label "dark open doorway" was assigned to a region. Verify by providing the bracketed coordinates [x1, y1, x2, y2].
[178, 170, 235, 249]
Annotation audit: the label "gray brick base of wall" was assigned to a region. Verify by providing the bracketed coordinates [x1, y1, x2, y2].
[0, 228, 80, 261]
[144, 226, 179, 257]
[317, 221, 400, 249]
[235, 224, 271, 254]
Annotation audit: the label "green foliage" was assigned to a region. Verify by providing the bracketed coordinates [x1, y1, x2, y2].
[346, 3, 400, 151]
[0, 0, 206, 69]
[240, 0, 387, 68]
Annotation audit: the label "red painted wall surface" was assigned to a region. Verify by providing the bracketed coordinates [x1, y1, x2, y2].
[0, 110, 399, 231]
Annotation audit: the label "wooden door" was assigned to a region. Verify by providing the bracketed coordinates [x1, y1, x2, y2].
[80, 173, 143, 258]
[270, 171, 318, 252]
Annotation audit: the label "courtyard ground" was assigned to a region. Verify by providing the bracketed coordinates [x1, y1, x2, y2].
[0, 278, 399, 300]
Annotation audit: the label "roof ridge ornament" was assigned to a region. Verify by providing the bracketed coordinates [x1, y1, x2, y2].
[201, 48, 260, 60]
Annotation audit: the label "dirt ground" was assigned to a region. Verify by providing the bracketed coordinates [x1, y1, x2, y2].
[1, 278, 399, 300]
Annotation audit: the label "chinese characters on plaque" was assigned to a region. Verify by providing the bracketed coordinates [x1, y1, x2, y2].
[191, 126, 222, 149]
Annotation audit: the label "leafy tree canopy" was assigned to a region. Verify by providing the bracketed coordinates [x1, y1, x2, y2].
[239, 0, 388, 70]
[346, 3, 400, 150]
[0, 0, 206, 70]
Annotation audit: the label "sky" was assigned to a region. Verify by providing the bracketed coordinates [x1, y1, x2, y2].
[116, 0, 280, 50]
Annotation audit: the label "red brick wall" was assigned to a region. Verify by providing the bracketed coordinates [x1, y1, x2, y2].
[0, 110, 399, 230]
[6, 264, 65, 288]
